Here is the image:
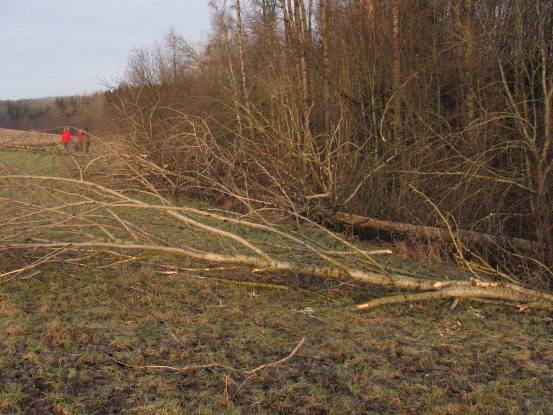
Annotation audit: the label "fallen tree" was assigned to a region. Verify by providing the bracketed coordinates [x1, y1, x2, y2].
[332, 212, 536, 251]
[1, 170, 552, 312]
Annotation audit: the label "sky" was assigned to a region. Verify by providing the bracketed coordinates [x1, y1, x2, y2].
[0, 0, 212, 100]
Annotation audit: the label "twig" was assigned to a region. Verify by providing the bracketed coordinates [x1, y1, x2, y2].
[322, 249, 393, 256]
[109, 357, 238, 373]
[166, 325, 188, 349]
[232, 336, 307, 398]
[244, 336, 306, 375]
[70, 155, 84, 181]
[109, 335, 306, 382]
[0, 248, 66, 283]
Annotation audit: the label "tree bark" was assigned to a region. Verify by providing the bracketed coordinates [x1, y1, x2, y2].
[235, 0, 249, 107]
[364, 0, 374, 22]
[463, 0, 475, 122]
[332, 211, 536, 251]
[294, 0, 310, 127]
[391, 0, 401, 144]
[320, 0, 330, 131]
[454, 0, 476, 124]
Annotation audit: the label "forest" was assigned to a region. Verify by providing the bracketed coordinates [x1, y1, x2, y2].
[0, 93, 112, 133]
[107, 0, 553, 284]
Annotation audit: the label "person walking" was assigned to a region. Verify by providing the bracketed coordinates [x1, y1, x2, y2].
[82, 129, 91, 152]
[61, 127, 72, 151]
[77, 129, 85, 152]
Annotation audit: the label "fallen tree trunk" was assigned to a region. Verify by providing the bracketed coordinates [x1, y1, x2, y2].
[1, 173, 551, 312]
[332, 212, 536, 251]
[6, 240, 553, 311]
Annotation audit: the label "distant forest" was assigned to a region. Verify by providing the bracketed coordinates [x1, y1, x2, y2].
[0, 92, 113, 133]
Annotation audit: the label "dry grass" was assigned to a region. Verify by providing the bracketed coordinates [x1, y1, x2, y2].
[0, 128, 59, 146]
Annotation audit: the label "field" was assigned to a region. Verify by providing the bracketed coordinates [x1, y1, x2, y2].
[0, 134, 552, 414]
[0, 128, 59, 146]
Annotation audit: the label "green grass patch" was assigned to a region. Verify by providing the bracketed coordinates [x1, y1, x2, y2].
[0, 150, 68, 177]
[1, 265, 552, 413]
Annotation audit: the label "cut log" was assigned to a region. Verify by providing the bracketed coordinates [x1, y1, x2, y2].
[332, 212, 535, 251]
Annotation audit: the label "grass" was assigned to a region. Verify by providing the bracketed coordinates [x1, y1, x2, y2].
[0, 128, 59, 146]
[0, 149, 67, 177]
[0, 148, 552, 414]
[1, 265, 552, 414]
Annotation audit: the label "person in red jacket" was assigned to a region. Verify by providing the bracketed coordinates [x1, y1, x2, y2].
[77, 129, 85, 151]
[61, 127, 72, 151]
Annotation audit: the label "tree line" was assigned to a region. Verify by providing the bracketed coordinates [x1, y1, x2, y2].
[0, 92, 113, 133]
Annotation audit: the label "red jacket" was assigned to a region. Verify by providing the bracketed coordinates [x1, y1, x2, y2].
[61, 130, 72, 143]
[77, 131, 85, 140]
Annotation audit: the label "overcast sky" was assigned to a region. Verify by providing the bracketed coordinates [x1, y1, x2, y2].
[0, 0, 212, 100]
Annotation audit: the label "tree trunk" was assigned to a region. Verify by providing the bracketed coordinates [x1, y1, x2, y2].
[454, 0, 476, 124]
[391, 0, 401, 144]
[235, 0, 249, 108]
[332, 211, 536, 251]
[364, 0, 374, 22]
[463, 0, 475, 122]
[320, 0, 330, 131]
[294, 0, 310, 128]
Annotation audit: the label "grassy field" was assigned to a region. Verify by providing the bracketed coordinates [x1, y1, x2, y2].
[0, 128, 59, 146]
[0, 149, 552, 414]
